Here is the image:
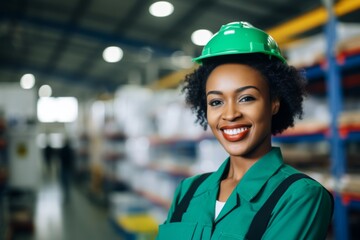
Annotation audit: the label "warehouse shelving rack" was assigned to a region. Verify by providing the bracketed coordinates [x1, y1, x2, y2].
[273, 7, 360, 239]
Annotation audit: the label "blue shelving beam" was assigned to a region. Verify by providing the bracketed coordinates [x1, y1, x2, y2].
[272, 133, 326, 144]
[304, 50, 360, 80]
[346, 131, 360, 142]
[349, 200, 360, 211]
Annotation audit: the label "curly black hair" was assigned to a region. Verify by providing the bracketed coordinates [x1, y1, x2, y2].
[181, 53, 307, 135]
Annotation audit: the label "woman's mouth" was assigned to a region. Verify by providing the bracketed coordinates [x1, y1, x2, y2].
[221, 126, 250, 142]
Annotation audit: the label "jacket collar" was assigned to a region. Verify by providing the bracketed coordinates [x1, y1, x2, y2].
[237, 147, 284, 201]
[194, 147, 284, 202]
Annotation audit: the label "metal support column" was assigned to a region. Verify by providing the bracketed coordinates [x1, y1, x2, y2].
[323, 0, 349, 239]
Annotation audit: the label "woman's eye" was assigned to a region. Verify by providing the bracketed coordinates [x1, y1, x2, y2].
[208, 100, 222, 106]
[239, 96, 255, 102]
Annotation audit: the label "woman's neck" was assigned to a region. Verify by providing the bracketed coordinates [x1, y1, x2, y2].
[227, 145, 272, 181]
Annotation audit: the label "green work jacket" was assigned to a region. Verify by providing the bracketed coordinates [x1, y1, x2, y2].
[157, 147, 332, 240]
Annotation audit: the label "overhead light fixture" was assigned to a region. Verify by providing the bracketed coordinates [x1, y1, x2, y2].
[38, 85, 52, 98]
[191, 29, 213, 46]
[149, 1, 174, 17]
[37, 97, 78, 123]
[20, 73, 35, 89]
[103, 46, 123, 63]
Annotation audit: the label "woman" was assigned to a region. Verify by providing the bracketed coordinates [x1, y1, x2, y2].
[157, 22, 333, 240]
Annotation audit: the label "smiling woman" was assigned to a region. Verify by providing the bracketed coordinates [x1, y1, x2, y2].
[156, 21, 333, 240]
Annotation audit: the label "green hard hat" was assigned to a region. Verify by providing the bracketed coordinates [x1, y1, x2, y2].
[193, 21, 286, 64]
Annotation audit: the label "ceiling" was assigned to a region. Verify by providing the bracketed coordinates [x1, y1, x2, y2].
[0, 0, 359, 100]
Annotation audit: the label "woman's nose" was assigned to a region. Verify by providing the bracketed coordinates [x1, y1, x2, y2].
[222, 102, 241, 121]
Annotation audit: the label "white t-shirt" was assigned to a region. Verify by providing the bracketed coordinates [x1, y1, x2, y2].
[215, 200, 226, 219]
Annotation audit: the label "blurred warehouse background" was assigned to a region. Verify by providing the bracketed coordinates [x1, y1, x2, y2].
[1, 0, 360, 239]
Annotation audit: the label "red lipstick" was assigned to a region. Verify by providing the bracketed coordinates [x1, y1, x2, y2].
[220, 125, 250, 142]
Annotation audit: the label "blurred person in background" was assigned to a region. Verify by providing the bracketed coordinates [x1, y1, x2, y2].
[43, 142, 54, 175]
[59, 138, 75, 203]
[157, 21, 333, 240]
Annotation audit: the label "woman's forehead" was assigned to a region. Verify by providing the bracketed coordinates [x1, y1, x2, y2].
[206, 63, 268, 91]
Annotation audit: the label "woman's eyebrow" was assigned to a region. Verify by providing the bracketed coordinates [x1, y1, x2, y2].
[206, 85, 260, 96]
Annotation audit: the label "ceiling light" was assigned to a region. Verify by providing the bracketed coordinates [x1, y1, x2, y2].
[20, 73, 35, 89]
[56, 97, 78, 122]
[103, 46, 123, 63]
[149, 1, 174, 17]
[191, 29, 213, 46]
[37, 97, 78, 123]
[38, 85, 52, 98]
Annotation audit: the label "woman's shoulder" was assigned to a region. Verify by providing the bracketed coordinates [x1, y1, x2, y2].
[181, 172, 213, 189]
[277, 165, 331, 200]
[175, 172, 213, 199]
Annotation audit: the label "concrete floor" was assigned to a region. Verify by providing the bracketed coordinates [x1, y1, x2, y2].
[12, 171, 122, 240]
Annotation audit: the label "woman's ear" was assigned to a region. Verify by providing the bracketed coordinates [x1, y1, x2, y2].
[272, 98, 280, 115]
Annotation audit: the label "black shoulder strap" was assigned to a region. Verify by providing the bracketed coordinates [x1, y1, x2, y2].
[170, 172, 212, 223]
[245, 173, 334, 240]
[245, 173, 310, 240]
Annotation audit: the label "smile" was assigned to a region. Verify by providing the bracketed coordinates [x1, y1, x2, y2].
[221, 126, 250, 142]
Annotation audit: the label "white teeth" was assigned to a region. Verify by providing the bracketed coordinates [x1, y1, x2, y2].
[223, 127, 248, 135]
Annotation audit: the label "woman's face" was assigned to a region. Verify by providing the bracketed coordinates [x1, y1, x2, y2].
[206, 63, 279, 159]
